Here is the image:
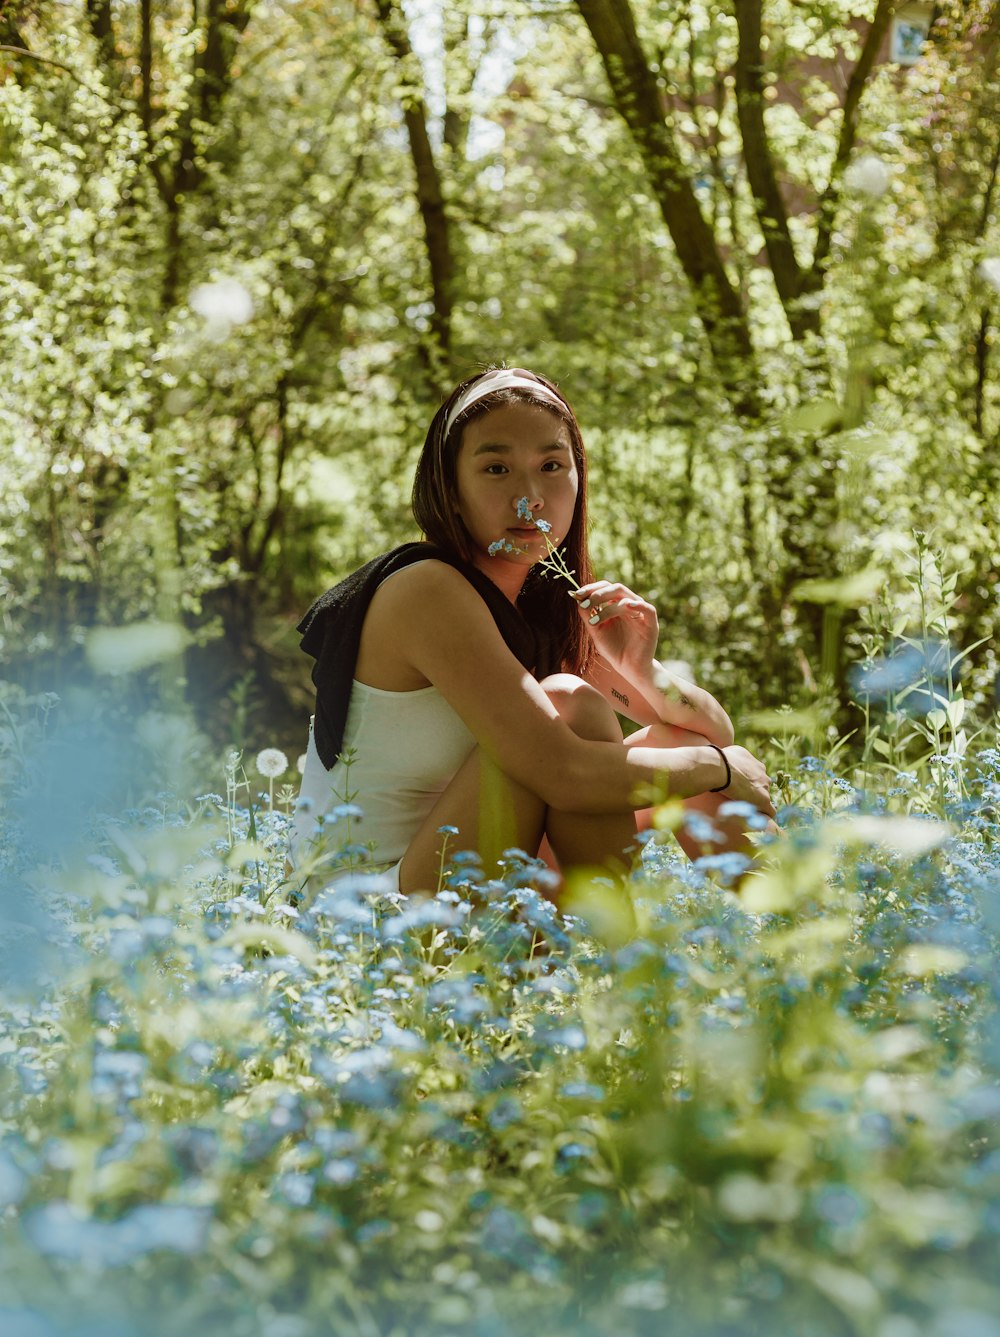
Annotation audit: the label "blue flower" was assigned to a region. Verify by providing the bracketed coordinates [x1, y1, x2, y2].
[276, 1171, 314, 1207]
[798, 755, 827, 772]
[560, 1081, 605, 1101]
[535, 1023, 587, 1052]
[323, 1158, 359, 1186]
[23, 1202, 211, 1266]
[682, 811, 725, 845]
[488, 537, 525, 556]
[556, 1141, 592, 1168]
[487, 1096, 522, 1130]
[332, 802, 364, 820]
[849, 638, 958, 714]
[0, 1149, 27, 1208]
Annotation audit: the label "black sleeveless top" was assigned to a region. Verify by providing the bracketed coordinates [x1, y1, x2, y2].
[298, 543, 561, 769]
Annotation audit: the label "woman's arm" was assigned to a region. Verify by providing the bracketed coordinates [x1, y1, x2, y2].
[572, 581, 735, 747]
[584, 651, 735, 746]
[378, 562, 769, 815]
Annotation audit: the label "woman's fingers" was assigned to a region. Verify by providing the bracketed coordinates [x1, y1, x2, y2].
[572, 581, 642, 607]
[584, 599, 649, 627]
[571, 583, 656, 626]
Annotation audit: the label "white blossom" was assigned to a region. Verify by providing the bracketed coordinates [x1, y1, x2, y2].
[978, 258, 1000, 294]
[190, 277, 253, 323]
[845, 154, 890, 197]
[189, 278, 254, 336]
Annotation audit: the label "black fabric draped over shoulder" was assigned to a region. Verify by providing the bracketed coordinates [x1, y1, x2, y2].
[297, 543, 563, 770]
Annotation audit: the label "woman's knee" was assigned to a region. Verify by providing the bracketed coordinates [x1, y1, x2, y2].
[539, 673, 623, 743]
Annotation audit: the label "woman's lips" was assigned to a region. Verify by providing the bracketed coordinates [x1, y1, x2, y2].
[508, 527, 541, 537]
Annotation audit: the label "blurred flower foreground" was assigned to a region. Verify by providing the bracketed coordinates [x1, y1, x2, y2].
[1, 698, 1000, 1337]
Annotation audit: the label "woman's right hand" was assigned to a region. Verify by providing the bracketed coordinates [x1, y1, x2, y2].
[720, 745, 775, 817]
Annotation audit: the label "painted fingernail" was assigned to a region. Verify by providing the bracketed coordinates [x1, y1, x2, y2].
[579, 599, 591, 609]
[588, 612, 600, 625]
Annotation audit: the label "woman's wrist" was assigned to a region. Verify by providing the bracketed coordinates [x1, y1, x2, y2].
[683, 745, 730, 797]
[706, 744, 731, 793]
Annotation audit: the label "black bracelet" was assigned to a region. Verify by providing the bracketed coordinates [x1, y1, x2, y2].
[708, 744, 731, 793]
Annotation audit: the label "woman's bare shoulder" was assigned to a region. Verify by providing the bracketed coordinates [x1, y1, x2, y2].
[357, 559, 497, 688]
[375, 557, 470, 600]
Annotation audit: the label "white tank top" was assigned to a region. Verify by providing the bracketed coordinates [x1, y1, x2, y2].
[292, 680, 476, 866]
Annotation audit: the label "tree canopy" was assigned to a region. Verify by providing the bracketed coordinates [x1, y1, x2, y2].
[2, 0, 998, 746]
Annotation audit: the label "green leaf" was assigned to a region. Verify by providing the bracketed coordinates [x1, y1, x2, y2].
[792, 568, 885, 606]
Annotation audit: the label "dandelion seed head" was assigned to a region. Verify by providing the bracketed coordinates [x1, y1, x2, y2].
[255, 748, 288, 779]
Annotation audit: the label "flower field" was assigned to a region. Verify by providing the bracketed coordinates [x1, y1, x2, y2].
[1, 702, 999, 1337]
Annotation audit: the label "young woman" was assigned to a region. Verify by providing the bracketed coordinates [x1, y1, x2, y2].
[293, 367, 774, 895]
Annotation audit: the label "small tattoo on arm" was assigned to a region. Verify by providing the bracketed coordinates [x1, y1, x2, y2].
[680, 695, 692, 708]
[611, 688, 629, 707]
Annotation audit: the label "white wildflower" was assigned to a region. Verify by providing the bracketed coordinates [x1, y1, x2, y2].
[845, 154, 890, 197]
[256, 748, 288, 779]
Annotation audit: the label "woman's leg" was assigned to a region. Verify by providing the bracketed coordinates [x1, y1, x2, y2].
[625, 722, 757, 861]
[398, 675, 637, 896]
[538, 676, 638, 872]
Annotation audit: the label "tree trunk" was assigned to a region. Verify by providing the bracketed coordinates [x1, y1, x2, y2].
[576, 0, 760, 417]
[733, 0, 817, 339]
[806, 0, 898, 289]
[373, 0, 456, 381]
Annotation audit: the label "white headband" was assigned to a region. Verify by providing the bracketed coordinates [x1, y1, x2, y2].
[443, 370, 566, 438]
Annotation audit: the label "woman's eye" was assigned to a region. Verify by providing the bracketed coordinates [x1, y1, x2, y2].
[484, 463, 508, 475]
[541, 460, 563, 472]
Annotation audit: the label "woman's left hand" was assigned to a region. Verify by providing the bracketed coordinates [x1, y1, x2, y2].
[571, 581, 659, 684]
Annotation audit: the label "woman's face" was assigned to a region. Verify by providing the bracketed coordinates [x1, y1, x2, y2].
[454, 401, 579, 574]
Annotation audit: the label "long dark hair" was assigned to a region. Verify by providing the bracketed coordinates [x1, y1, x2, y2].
[411, 367, 595, 678]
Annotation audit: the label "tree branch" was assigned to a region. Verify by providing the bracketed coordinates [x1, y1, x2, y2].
[0, 43, 116, 102]
[130, 0, 170, 206]
[808, 0, 898, 285]
[373, 0, 455, 373]
[85, 0, 117, 75]
[733, 0, 817, 338]
[575, 0, 759, 415]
